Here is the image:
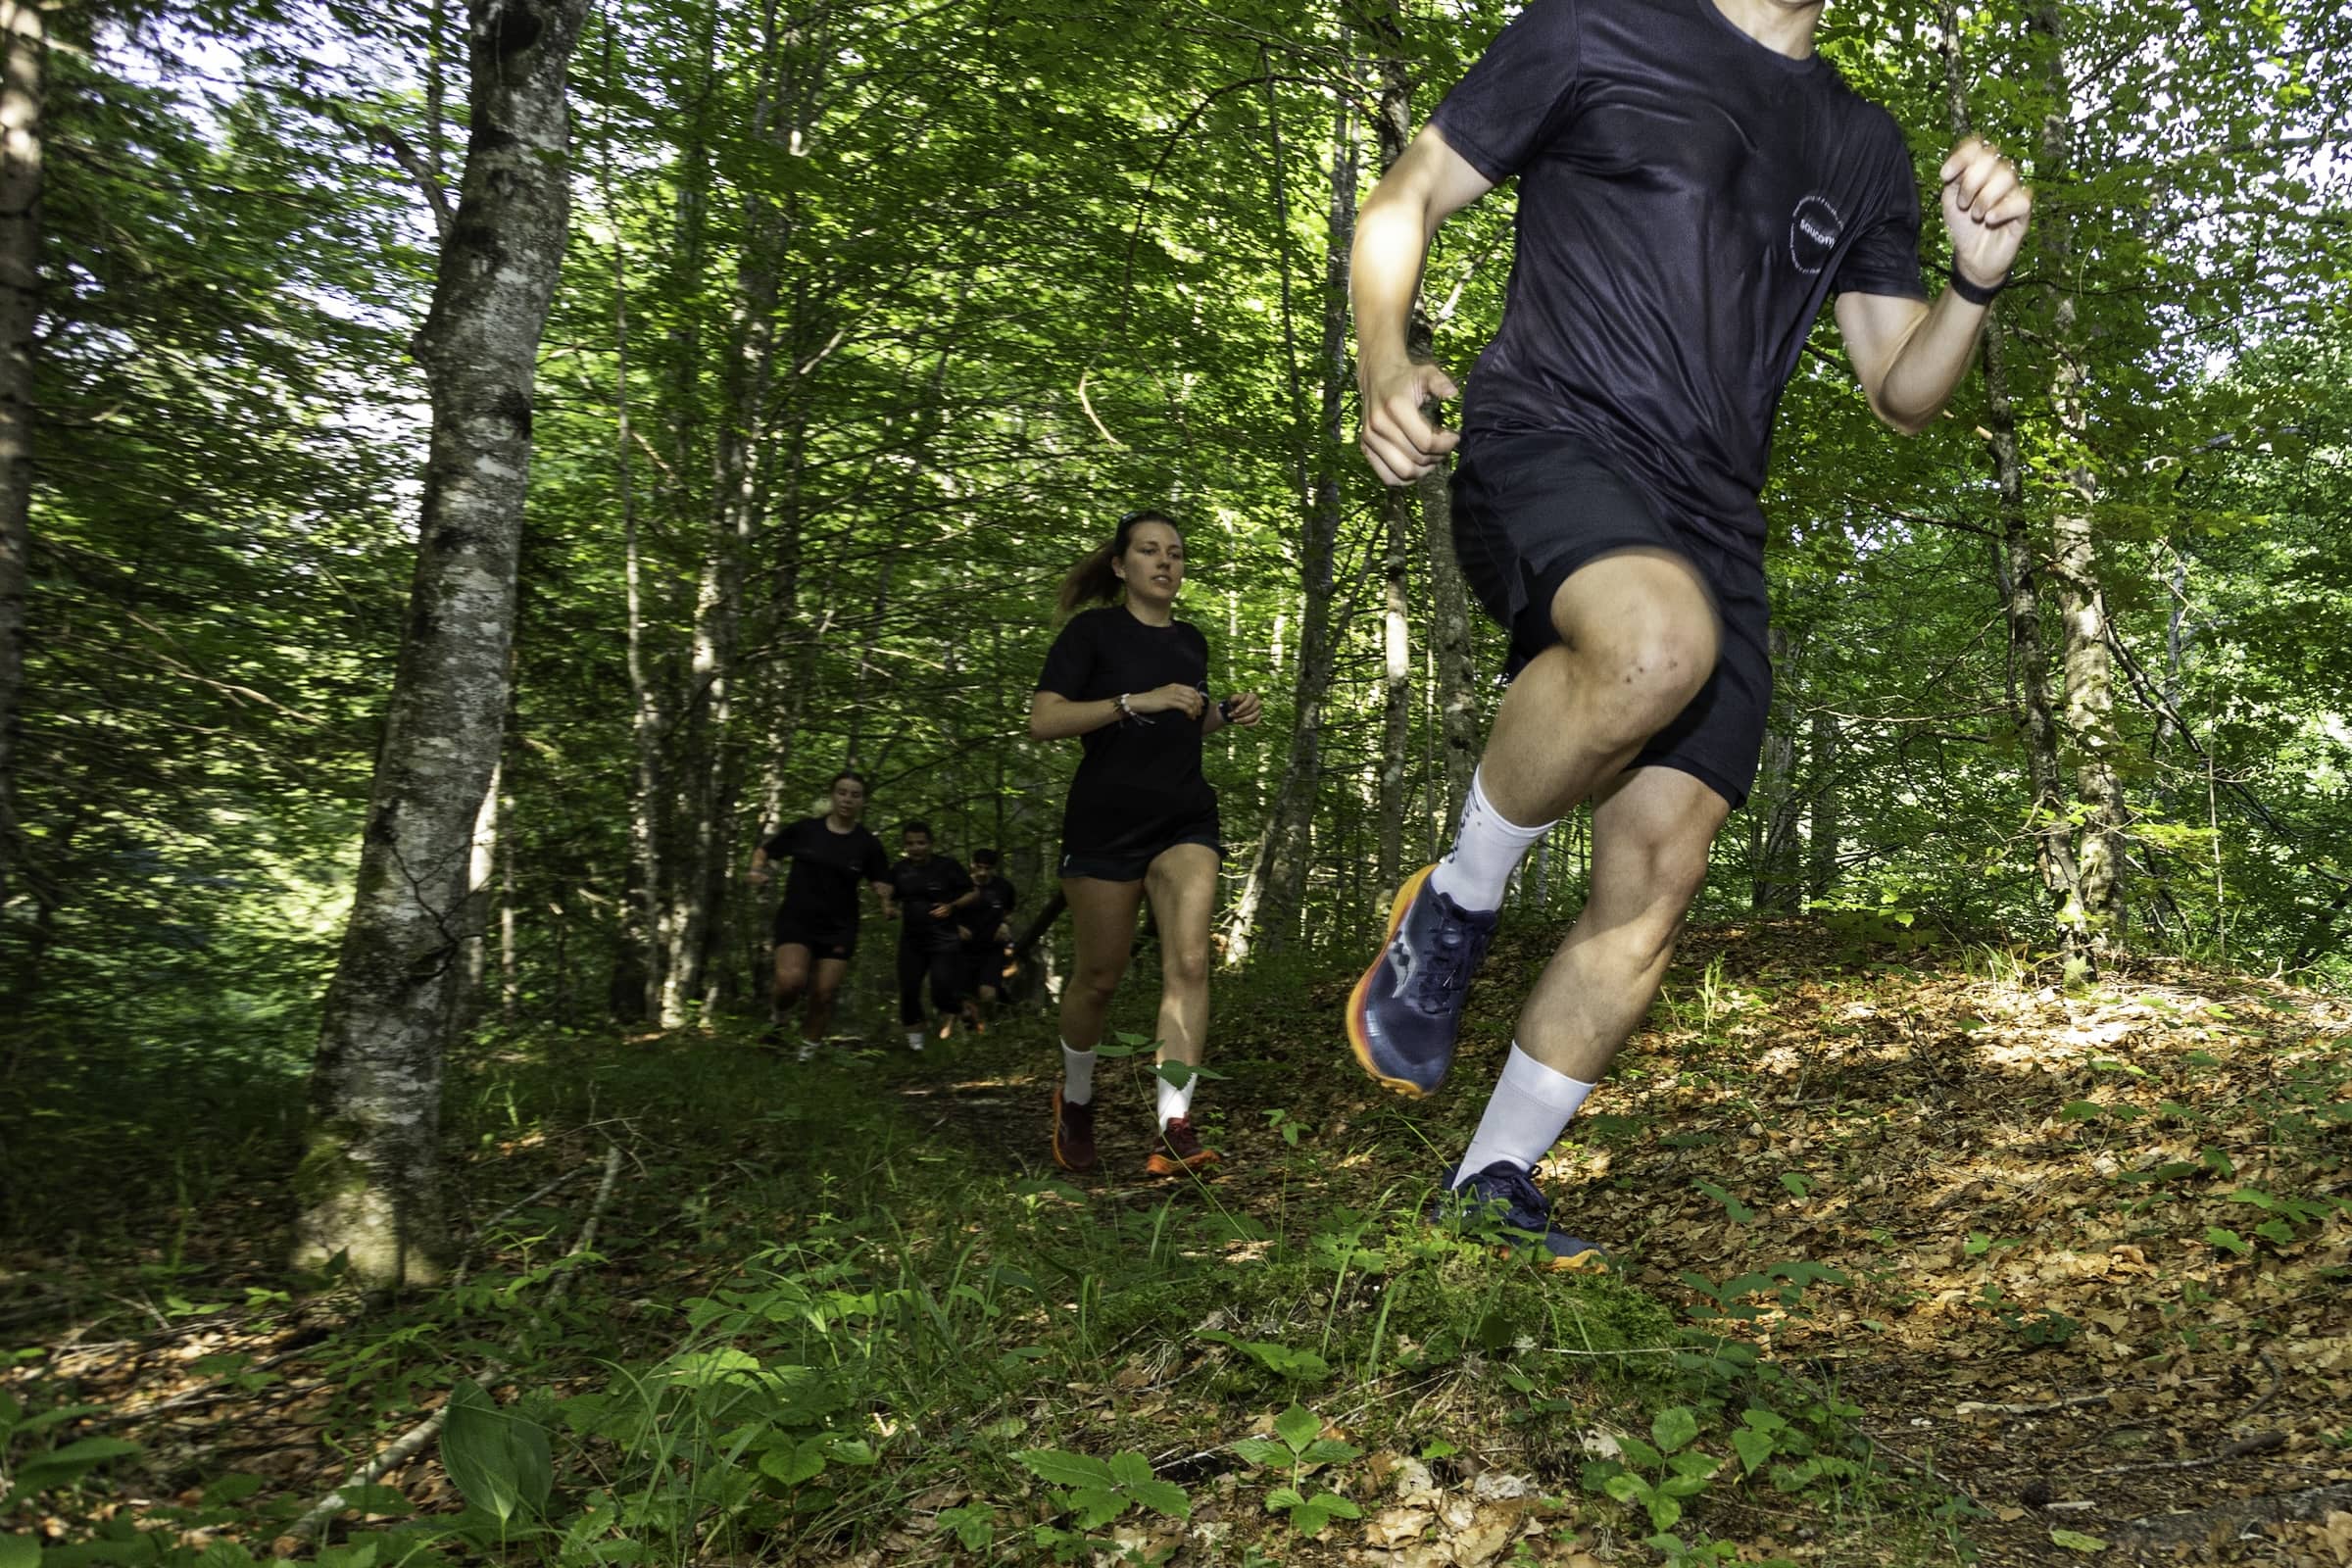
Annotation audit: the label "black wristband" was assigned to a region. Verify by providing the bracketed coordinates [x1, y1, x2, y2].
[1948, 264, 2009, 307]
[1218, 696, 1236, 723]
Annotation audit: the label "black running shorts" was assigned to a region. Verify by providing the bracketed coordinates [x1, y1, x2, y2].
[1451, 430, 1771, 809]
[1058, 812, 1223, 884]
[773, 909, 857, 961]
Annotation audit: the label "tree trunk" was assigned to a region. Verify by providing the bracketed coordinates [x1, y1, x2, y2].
[660, 3, 792, 1025]
[296, 0, 589, 1287]
[1376, 488, 1410, 910]
[1806, 708, 1839, 903]
[1363, 0, 1480, 832]
[1748, 629, 1801, 910]
[2033, 0, 2128, 947]
[0, 0, 40, 910]
[444, 754, 501, 1042]
[1223, 87, 1353, 963]
[1944, 2, 2082, 955]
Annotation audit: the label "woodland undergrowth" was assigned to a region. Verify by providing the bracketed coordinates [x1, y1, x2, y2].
[2, 922, 2347, 1568]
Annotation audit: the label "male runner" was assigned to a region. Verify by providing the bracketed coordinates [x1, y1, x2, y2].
[749, 771, 895, 1061]
[889, 822, 979, 1052]
[956, 849, 1020, 1025]
[1347, 0, 2031, 1262]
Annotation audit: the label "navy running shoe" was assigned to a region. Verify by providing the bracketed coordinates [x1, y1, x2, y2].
[1347, 864, 1497, 1097]
[1429, 1160, 1605, 1271]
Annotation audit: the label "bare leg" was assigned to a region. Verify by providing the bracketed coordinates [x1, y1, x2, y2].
[1058, 875, 1148, 1050]
[1142, 844, 1220, 1071]
[1516, 767, 1728, 1082]
[805, 956, 850, 1039]
[772, 943, 813, 1023]
[1477, 550, 1720, 828]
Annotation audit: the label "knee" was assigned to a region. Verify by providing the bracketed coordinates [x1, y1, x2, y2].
[1162, 947, 1210, 989]
[1072, 961, 1124, 1005]
[1568, 624, 1717, 738]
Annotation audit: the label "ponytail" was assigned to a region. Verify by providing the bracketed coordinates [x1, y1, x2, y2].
[1057, 508, 1176, 616]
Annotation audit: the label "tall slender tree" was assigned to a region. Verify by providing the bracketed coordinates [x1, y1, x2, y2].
[0, 0, 40, 911]
[296, 0, 591, 1286]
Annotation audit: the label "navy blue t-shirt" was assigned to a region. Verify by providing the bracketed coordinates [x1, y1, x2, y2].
[1431, 0, 1928, 563]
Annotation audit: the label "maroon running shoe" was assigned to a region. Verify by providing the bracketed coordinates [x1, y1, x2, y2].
[1051, 1087, 1098, 1173]
[1146, 1116, 1221, 1178]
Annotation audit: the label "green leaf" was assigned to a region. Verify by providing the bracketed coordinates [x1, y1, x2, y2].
[2060, 1101, 2105, 1122]
[822, 1436, 877, 1467]
[1125, 1479, 1190, 1519]
[1265, 1487, 1306, 1511]
[2205, 1226, 2251, 1257]
[1647, 1493, 1682, 1530]
[438, 1380, 550, 1523]
[1732, 1428, 1777, 1474]
[2049, 1528, 2108, 1552]
[1274, 1404, 1321, 1455]
[200, 1474, 268, 1506]
[1651, 1406, 1700, 1454]
[1016, 1449, 1116, 1490]
[1604, 1472, 1648, 1504]
[0, 1536, 40, 1568]
[1232, 1439, 1291, 1468]
[1067, 1487, 1127, 1529]
[1300, 1439, 1362, 1465]
[1107, 1452, 1154, 1488]
[759, 1440, 826, 1487]
[14, 1437, 143, 1492]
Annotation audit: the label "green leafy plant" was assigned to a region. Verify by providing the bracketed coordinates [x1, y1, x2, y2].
[1013, 1448, 1190, 1532]
[1199, 1330, 1332, 1385]
[1232, 1403, 1363, 1536]
[438, 1379, 554, 1527]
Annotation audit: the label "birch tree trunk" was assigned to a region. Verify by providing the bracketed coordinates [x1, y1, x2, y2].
[296, 0, 588, 1286]
[1748, 630, 1800, 910]
[0, 0, 40, 909]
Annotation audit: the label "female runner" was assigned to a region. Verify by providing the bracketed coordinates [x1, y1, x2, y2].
[1028, 510, 1261, 1175]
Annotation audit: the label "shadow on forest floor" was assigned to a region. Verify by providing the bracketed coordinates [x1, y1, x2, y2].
[3, 920, 2348, 1567]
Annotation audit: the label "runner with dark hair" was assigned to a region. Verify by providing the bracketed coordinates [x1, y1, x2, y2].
[888, 821, 977, 1054]
[748, 770, 896, 1061]
[1030, 509, 1263, 1176]
[956, 849, 1019, 1027]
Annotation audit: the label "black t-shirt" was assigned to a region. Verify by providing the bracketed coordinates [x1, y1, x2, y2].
[889, 855, 974, 952]
[763, 816, 890, 931]
[1035, 607, 1217, 856]
[961, 875, 1018, 949]
[1431, 0, 1928, 564]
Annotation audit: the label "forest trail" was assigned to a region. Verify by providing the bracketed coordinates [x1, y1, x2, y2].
[5, 923, 2348, 1567]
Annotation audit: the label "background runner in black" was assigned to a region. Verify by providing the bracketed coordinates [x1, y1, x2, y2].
[747, 770, 895, 1060]
[1348, 0, 2033, 1255]
[887, 821, 976, 1052]
[956, 849, 1019, 1024]
[1029, 511, 1262, 1179]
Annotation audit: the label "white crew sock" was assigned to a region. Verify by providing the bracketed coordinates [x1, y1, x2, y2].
[1427, 766, 1556, 913]
[1155, 1065, 1198, 1128]
[1060, 1042, 1098, 1105]
[1451, 1044, 1597, 1185]
[906, 1028, 924, 1054]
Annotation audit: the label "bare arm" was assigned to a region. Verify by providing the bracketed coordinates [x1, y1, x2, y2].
[1351, 125, 1496, 486]
[1028, 684, 1204, 741]
[1837, 137, 2033, 435]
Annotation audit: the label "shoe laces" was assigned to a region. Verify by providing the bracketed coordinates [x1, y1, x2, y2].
[1462, 1161, 1550, 1231]
[1410, 897, 1495, 1014]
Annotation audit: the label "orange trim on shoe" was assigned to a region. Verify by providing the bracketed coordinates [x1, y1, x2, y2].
[1345, 863, 1437, 1099]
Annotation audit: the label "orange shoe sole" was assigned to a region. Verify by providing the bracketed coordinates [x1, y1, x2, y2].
[1145, 1147, 1222, 1178]
[1345, 864, 1439, 1099]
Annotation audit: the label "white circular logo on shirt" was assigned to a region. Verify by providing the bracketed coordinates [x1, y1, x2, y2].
[1788, 194, 1843, 276]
